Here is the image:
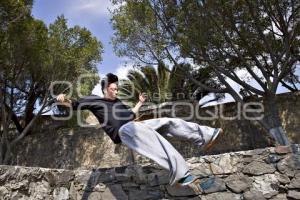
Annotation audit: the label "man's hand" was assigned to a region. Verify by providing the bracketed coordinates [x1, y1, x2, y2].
[56, 94, 67, 102]
[56, 94, 72, 105]
[132, 93, 147, 115]
[56, 94, 72, 108]
[139, 93, 147, 103]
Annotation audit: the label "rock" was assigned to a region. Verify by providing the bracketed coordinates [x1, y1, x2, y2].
[114, 166, 127, 174]
[101, 184, 128, 200]
[44, 170, 74, 187]
[243, 161, 276, 175]
[272, 193, 287, 200]
[225, 174, 252, 193]
[190, 163, 213, 178]
[53, 187, 69, 200]
[134, 168, 148, 184]
[203, 155, 218, 163]
[28, 180, 51, 200]
[187, 157, 201, 164]
[115, 166, 131, 181]
[210, 154, 238, 174]
[115, 173, 131, 181]
[121, 182, 139, 189]
[93, 183, 107, 192]
[251, 174, 279, 198]
[202, 192, 241, 200]
[129, 189, 162, 200]
[166, 185, 201, 196]
[275, 146, 291, 154]
[69, 182, 80, 200]
[200, 177, 226, 194]
[147, 171, 170, 186]
[56, 170, 74, 186]
[74, 170, 92, 184]
[126, 166, 147, 184]
[264, 154, 282, 164]
[288, 173, 300, 189]
[275, 172, 290, 185]
[243, 148, 267, 156]
[287, 190, 300, 199]
[10, 180, 29, 190]
[97, 168, 116, 183]
[242, 157, 256, 164]
[10, 191, 29, 200]
[86, 192, 102, 200]
[0, 186, 10, 199]
[243, 190, 266, 200]
[277, 154, 300, 177]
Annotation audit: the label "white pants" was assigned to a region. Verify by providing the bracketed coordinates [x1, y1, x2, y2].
[118, 117, 216, 185]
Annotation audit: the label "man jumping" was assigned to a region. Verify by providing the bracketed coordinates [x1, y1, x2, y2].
[56, 73, 223, 192]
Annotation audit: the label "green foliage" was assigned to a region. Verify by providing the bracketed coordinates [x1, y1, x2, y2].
[111, 0, 299, 95]
[0, 0, 104, 164]
[0, 2, 103, 134]
[48, 16, 102, 97]
[118, 63, 169, 104]
[111, 0, 300, 145]
[118, 62, 203, 104]
[111, 0, 170, 63]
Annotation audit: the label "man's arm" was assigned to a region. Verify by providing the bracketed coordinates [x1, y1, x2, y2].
[131, 93, 146, 114]
[56, 94, 94, 110]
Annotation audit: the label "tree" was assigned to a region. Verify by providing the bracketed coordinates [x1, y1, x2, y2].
[111, 0, 300, 145]
[119, 62, 171, 104]
[0, 2, 103, 164]
[111, 1, 225, 103]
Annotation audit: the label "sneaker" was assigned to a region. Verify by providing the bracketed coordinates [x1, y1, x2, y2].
[203, 128, 224, 152]
[188, 177, 217, 194]
[186, 178, 203, 194]
[176, 174, 197, 186]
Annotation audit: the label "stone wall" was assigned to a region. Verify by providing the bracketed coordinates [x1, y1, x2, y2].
[11, 127, 134, 169]
[10, 92, 300, 169]
[2, 145, 300, 200]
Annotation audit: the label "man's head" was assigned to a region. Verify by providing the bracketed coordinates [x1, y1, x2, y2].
[101, 73, 119, 100]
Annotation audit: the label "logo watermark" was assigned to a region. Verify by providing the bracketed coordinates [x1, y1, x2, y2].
[50, 74, 265, 127]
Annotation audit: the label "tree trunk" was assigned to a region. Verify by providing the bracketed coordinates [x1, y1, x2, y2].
[24, 92, 36, 126]
[263, 94, 290, 146]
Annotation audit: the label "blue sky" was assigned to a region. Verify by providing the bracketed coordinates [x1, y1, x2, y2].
[32, 0, 132, 96]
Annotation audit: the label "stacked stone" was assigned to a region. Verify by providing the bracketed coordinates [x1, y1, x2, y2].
[1, 145, 300, 200]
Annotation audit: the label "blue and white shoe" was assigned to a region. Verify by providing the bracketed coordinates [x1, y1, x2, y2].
[176, 174, 198, 186]
[188, 177, 217, 194]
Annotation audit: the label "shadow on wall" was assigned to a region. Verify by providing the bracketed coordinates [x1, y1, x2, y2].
[11, 126, 135, 169]
[81, 167, 128, 200]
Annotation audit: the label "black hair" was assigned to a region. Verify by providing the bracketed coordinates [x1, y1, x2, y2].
[101, 73, 119, 94]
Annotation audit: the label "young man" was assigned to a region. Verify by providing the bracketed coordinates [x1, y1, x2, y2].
[56, 73, 223, 192]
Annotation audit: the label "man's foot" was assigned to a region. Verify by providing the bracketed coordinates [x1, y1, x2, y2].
[188, 177, 217, 194]
[186, 178, 203, 194]
[203, 128, 224, 152]
[176, 174, 197, 186]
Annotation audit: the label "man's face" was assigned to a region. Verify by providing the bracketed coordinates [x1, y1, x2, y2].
[105, 82, 118, 100]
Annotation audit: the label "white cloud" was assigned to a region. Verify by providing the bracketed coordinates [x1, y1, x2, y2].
[91, 71, 106, 97]
[92, 83, 104, 97]
[200, 68, 266, 107]
[67, 0, 113, 18]
[115, 63, 136, 80]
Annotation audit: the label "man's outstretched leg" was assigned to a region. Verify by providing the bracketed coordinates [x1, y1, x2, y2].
[118, 121, 191, 186]
[140, 117, 223, 190]
[140, 117, 223, 151]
